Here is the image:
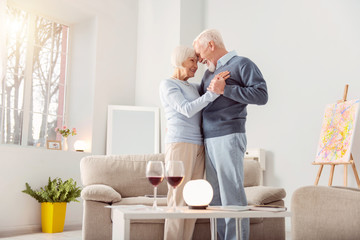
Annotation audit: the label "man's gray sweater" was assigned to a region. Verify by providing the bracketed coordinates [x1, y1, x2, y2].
[200, 54, 268, 139]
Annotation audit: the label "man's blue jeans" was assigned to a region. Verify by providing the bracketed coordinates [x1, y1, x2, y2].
[205, 133, 249, 240]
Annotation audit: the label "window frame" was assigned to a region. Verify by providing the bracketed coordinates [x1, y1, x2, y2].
[1, 3, 71, 148]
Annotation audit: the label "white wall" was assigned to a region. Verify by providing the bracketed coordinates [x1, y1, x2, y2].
[135, 0, 206, 106]
[204, 0, 360, 217]
[0, 146, 88, 235]
[90, 0, 138, 154]
[180, 0, 206, 85]
[180, 0, 205, 51]
[135, 0, 205, 151]
[136, 0, 182, 152]
[135, 0, 181, 108]
[0, 0, 139, 234]
[67, 17, 97, 153]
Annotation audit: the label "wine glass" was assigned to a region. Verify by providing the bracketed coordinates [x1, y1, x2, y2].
[165, 161, 185, 212]
[146, 161, 165, 210]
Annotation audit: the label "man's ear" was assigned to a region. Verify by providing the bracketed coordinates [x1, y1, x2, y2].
[208, 40, 216, 51]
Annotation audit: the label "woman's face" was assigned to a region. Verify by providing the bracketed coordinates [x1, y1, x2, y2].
[181, 56, 198, 79]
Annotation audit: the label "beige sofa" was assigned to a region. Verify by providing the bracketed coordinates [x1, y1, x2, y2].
[291, 185, 360, 240]
[80, 153, 286, 240]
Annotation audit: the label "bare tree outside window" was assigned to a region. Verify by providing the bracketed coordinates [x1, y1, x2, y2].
[0, 5, 69, 147]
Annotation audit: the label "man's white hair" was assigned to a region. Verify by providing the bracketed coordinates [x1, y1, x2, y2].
[171, 45, 197, 68]
[193, 29, 225, 49]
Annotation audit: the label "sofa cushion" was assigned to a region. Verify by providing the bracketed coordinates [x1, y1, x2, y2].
[80, 154, 167, 197]
[245, 186, 286, 205]
[81, 184, 122, 203]
[244, 159, 261, 187]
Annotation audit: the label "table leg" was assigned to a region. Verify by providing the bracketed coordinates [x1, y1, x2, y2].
[112, 209, 130, 240]
[210, 218, 217, 240]
[236, 218, 242, 240]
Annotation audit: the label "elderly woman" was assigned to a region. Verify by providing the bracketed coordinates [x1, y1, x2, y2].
[159, 45, 229, 240]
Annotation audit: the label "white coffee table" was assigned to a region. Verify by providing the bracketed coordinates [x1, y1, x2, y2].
[106, 205, 291, 240]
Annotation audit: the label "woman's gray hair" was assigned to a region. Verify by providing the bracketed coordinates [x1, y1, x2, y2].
[171, 45, 197, 68]
[193, 29, 225, 49]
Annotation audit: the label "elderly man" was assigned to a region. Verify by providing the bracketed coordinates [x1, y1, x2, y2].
[193, 29, 268, 240]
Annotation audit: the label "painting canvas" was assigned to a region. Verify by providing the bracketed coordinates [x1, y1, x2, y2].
[315, 99, 360, 163]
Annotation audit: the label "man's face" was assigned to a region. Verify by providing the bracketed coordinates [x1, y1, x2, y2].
[194, 41, 216, 72]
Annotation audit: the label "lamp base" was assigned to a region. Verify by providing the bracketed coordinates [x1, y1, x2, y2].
[188, 205, 208, 210]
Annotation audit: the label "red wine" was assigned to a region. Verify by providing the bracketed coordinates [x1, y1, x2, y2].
[147, 176, 164, 187]
[166, 176, 184, 188]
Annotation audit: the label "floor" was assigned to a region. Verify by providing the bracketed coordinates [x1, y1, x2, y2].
[1, 230, 291, 240]
[0, 230, 81, 240]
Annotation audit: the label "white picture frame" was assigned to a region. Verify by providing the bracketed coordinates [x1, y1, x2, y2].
[106, 105, 160, 155]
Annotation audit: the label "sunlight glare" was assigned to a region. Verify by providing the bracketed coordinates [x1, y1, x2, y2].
[6, 16, 23, 34]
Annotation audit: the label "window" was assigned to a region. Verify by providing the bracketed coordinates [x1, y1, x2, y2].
[0, 4, 69, 147]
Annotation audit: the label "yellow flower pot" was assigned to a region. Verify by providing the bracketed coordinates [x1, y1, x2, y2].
[41, 202, 67, 233]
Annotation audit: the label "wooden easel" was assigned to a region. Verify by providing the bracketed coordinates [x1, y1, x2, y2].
[312, 85, 360, 188]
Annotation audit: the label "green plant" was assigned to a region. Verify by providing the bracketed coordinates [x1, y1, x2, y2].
[22, 177, 82, 203]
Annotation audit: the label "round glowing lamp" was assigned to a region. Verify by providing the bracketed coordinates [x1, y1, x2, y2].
[183, 180, 213, 209]
[74, 140, 86, 152]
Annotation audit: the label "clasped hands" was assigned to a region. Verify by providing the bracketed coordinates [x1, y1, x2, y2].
[207, 71, 230, 95]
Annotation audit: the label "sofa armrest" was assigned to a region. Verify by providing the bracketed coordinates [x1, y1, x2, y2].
[291, 186, 360, 240]
[81, 184, 122, 203]
[245, 186, 286, 205]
